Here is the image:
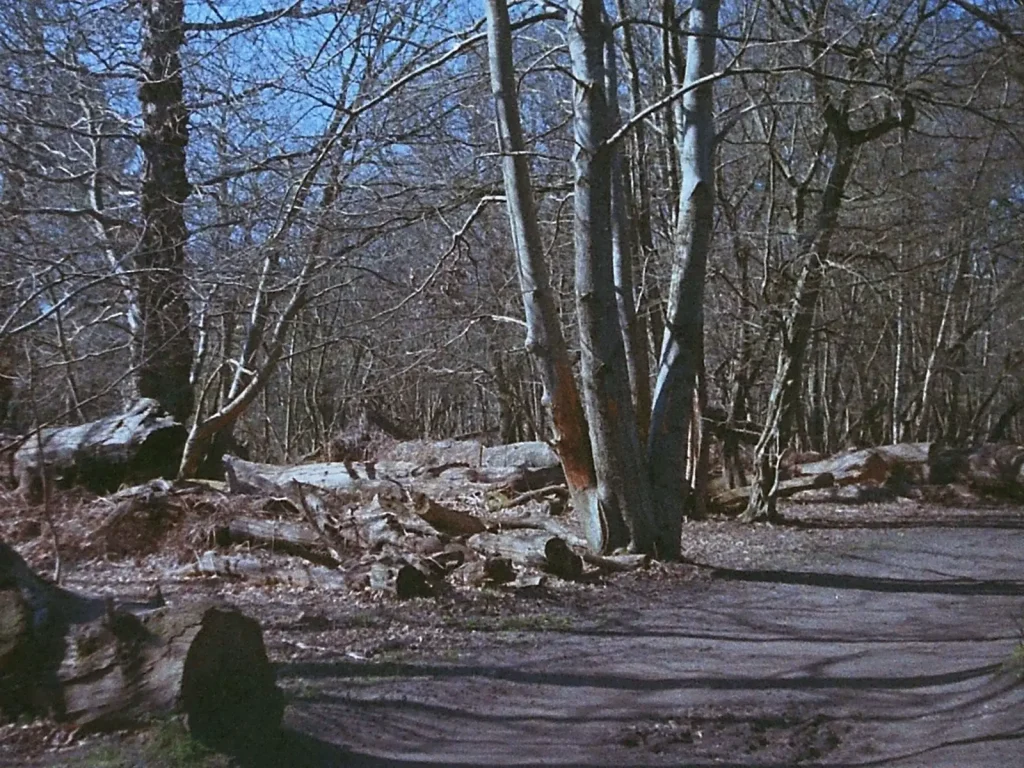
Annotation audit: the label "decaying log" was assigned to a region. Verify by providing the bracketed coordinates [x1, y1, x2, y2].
[219, 517, 338, 566]
[377, 439, 559, 470]
[710, 473, 835, 513]
[467, 531, 583, 580]
[790, 450, 890, 485]
[224, 454, 564, 501]
[0, 541, 282, 740]
[13, 399, 185, 500]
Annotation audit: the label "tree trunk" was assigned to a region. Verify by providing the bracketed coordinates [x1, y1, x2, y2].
[605, 23, 651, 445]
[12, 399, 185, 500]
[647, 0, 720, 554]
[135, 0, 194, 423]
[483, 0, 603, 550]
[567, 0, 659, 555]
[744, 93, 915, 522]
[0, 541, 282, 740]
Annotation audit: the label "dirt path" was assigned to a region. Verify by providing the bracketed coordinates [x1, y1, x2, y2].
[279, 515, 1024, 766]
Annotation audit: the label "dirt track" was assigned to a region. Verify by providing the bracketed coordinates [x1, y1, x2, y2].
[2, 502, 1022, 767]
[277, 508, 1024, 767]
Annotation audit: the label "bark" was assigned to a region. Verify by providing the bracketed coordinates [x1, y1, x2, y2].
[605, 21, 651, 444]
[12, 399, 185, 500]
[135, 0, 195, 423]
[483, 0, 602, 549]
[648, 0, 719, 553]
[567, 0, 659, 555]
[0, 541, 282, 740]
[222, 455, 563, 501]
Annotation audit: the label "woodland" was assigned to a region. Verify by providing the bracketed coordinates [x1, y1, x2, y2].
[1, 0, 1023, 764]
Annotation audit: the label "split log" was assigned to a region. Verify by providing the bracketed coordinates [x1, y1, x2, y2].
[467, 531, 583, 580]
[709, 473, 835, 514]
[12, 399, 185, 500]
[0, 541, 282, 740]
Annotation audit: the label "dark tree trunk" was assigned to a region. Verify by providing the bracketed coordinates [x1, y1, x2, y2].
[605, 22, 651, 446]
[136, 0, 194, 423]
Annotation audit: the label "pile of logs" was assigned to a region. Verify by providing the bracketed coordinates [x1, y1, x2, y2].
[709, 442, 1024, 512]
[199, 449, 646, 597]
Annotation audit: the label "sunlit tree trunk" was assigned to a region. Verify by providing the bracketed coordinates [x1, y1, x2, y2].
[566, 0, 661, 554]
[483, 0, 606, 550]
[648, 0, 719, 551]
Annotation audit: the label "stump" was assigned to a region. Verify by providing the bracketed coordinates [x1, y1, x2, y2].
[0, 541, 282, 741]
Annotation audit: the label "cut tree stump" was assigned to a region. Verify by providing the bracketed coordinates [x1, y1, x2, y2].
[13, 399, 185, 501]
[0, 540, 282, 741]
[467, 531, 584, 580]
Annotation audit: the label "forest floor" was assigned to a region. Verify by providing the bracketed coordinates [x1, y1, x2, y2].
[2, 496, 1022, 767]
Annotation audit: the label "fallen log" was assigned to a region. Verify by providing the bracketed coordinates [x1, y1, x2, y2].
[173, 552, 348, 590]
[13, 399, 185, 501]
[410, 492, 487, 536]
[467, 531, 583, 580]
[709, 473, 835, 514]
[224, 454, 564, 500]
[790, 450, 891, 485]
[0, 541, 282, 740]
[220, 517, 338, 566]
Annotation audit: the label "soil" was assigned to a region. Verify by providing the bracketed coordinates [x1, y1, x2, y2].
[2, 494, 1021, 767]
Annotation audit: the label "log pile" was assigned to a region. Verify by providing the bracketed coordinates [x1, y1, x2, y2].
[711, 441, 1024, 511]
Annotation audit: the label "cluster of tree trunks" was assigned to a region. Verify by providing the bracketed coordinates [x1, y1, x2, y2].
[0, 541, 281, 740]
